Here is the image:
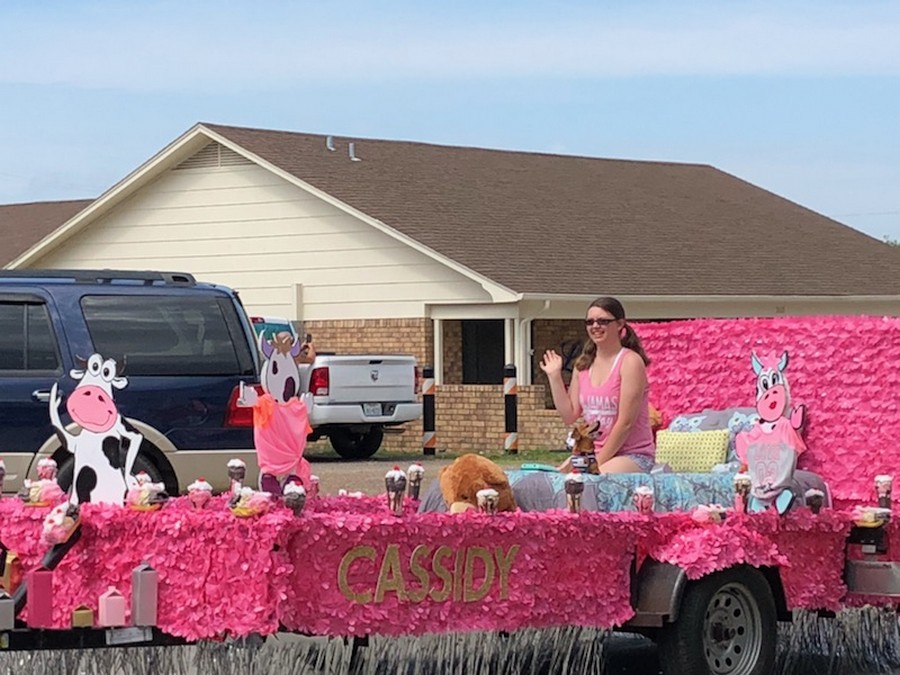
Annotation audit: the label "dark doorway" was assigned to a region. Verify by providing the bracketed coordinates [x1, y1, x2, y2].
[461, 319, 504, 384]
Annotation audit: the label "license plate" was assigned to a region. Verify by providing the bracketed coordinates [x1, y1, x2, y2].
[363, 402, 382, 416]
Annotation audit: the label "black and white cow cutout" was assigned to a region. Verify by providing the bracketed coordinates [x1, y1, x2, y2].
[49, 353, 144, 506]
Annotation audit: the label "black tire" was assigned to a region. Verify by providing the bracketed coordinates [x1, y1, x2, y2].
[329, 426, 384, 459]
[657, 566, 776, 675]
[57, 450, 163, 495]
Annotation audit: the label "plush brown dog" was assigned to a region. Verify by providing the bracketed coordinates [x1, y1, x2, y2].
[566, 419, 600, 474]
[438, 454, 517, 513]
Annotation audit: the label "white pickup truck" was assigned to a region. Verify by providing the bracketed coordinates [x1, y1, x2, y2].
[250, 317, 422, 459]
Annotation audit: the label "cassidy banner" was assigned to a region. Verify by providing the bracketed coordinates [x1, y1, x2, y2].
[278, 509, 641, 637]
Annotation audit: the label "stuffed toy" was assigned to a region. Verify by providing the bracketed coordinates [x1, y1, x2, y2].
[564, 420, 600, 474]
[238, 332, 316, 496]
[439, 454, 517, 513]
[735, 350, 807, 515]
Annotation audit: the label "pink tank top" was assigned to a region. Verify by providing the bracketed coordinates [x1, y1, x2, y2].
[578, 349, 655, 459]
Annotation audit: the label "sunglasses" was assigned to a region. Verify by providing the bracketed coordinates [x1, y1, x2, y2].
[584, 318, 617, 327]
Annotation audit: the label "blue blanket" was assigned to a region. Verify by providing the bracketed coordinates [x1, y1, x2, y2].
[418, 468, 830, 514]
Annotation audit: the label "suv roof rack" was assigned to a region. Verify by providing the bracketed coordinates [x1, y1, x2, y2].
[0, 269, 196, 285]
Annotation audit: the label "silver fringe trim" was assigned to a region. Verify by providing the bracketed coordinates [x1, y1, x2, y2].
[6, 612, 896, 675]
[0, 626, 609, 675]
[776, 606, 900, 675]
[0, 645, 192, 675]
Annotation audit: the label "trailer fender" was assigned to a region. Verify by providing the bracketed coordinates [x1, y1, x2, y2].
[626, 560, 688, 628]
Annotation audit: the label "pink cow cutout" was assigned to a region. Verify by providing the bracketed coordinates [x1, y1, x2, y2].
[735, 350, 807, 514]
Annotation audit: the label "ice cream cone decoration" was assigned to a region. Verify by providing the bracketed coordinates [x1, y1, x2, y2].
[283, 481, 307, 516]
[875, 475, 893, 510]
[227, 458, 246, 496]
[632, 486, 654, 516]
[385, 466, 407, 516]
[476, 488, 500, 515]
[565, 471, 585, 513]
[36, 457, 58, 481]
[733, 472, 752, 513]
[188, 478, 213, 509]
[407, 463, 425, 500]
[804, 488, 825, 514]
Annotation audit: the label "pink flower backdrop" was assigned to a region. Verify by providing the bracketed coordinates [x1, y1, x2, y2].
[636, 316, 900, 503]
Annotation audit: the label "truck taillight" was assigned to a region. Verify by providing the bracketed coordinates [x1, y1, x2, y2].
[310, 367, 329, 396]
[415, 366, 422, 394]
[224, 384, 263, 427]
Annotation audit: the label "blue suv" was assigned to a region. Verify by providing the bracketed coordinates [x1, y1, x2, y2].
[0, 269, 261, 495]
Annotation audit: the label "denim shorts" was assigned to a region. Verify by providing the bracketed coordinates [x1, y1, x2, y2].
[621, 453, 655, 473]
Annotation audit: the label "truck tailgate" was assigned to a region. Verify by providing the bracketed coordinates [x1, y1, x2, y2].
[319, 355, 416, 404]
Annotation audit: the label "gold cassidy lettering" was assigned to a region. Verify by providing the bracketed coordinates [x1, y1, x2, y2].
[337, 544, 520, 604]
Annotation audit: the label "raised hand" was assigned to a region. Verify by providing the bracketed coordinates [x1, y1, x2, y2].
[539, 349, 564, 377]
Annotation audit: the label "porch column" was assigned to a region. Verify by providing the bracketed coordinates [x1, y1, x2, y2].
[432, 318, 444, 385]
[517, 318, 532, 385]
[504, 318, 515, 366]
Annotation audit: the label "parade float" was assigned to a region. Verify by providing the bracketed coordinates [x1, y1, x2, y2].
[0, 315, 898, 675]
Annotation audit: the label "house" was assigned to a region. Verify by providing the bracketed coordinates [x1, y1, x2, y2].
[4, 123, 899, 452]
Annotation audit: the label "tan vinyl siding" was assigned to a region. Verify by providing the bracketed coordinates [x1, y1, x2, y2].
[34, 164, 491, 318]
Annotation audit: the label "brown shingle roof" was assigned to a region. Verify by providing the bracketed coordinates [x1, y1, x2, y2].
[205, 123, 900, 296]
[0, 199, 92, 268]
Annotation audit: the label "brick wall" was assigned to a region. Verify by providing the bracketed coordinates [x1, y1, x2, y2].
[303, 318, 432, 367]
[382, 384, 570, 454]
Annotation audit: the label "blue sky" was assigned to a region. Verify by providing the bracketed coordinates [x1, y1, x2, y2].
[2, 1, 899, 241]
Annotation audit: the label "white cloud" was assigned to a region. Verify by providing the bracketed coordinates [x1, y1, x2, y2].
[1, 2, 899, 92]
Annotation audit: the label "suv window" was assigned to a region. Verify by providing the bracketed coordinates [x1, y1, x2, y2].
[81, 295, 255, 376]
[0, 301, 61, 372]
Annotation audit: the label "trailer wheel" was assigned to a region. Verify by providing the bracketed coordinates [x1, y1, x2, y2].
[658, 566, 776, 675]
[329, 426, 384, 459]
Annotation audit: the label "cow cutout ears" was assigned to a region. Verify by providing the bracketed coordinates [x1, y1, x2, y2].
[49, 353, 144, 506]
[736, 349, 808, 515]
[238, 332, 315, 496]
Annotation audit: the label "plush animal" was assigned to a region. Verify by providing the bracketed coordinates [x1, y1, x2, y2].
[565, 420, 600, 474]
[438, 454, 517, 513]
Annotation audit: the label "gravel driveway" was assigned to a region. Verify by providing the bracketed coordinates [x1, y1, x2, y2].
[306, 455, 454, 498]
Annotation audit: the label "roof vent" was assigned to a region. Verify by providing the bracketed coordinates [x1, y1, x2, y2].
[326, 135, 336, 151]
[349, 142, 362, 162]
[175, 142, 252, 170]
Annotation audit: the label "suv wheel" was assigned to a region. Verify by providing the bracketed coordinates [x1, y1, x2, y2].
[57, 451, 164, 495]
[329, 427, 384, 459]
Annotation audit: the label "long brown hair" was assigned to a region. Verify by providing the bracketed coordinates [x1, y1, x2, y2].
[574, 296, 651, 371]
